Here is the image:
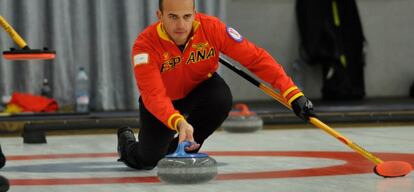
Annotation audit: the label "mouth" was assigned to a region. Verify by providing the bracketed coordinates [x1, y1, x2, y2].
[174, 31, 186, 35]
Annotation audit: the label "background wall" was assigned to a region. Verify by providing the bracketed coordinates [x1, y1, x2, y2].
[1, 0, 413, 111]
[0, 0, 226, 111]
[224, 0, 414, 101]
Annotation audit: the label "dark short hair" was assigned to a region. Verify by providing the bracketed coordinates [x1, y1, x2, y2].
[159, 0, 195, 12]
[159, 0, 163, 10]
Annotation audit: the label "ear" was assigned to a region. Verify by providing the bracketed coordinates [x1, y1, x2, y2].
[156, 10, 162, 20]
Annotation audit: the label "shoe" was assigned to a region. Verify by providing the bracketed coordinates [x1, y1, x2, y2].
[0, 144, 5, 169]
[117, 127, 136, 162]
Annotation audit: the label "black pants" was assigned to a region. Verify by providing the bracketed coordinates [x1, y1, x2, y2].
[124, 73, 233, 170]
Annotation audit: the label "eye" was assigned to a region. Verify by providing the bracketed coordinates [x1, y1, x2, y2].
[183, 15, 192, 20]
[169, 15, 178, 20]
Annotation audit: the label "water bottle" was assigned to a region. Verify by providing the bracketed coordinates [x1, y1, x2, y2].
[41, 78, 52, 98]
[75, 67, 89, 113]
[0, 95, 11, 112]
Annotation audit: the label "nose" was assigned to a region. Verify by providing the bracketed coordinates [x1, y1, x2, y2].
[176, 18, 184, 29]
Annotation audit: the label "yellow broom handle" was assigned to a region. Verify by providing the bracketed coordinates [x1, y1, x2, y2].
[219, 56, 385, 165]
[0, 15, 28, 48]
[259, 84, 291, 109]
[260, 83, 384, 165]
[309, 117, 383, 164]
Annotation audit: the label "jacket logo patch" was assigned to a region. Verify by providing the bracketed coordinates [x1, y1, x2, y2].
[186, 47, 215, 65]
[162, 52, 170, 61]
[160, 46, 216, 73]
[161, 56, 181, 72]
[134, 53, 149, 66]
[192, 42, 209, 51]
[227, 27, 243, 43]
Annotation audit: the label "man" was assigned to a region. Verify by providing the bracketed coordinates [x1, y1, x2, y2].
[118, 0, 316, 170]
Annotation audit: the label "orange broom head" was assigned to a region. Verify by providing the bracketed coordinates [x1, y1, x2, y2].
[374, 161, 412, 178]
[3, 47, 56, 61]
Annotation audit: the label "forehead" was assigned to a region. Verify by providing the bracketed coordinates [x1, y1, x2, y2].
[162, 0, 194, 13]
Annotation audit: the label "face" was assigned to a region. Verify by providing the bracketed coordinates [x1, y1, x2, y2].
[157, 0, 195, 45]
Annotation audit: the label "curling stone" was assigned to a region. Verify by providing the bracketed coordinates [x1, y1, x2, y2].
[221, 103, 263, 133]
[0, 145, 5, 169]
[157, 141, 217, 184]
[0, 175, 9, 192]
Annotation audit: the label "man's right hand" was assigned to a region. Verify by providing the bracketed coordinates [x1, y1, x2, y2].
[177, 119, 200, 152]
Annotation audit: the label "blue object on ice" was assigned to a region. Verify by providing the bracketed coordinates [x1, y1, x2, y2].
[166, 141, 208, 158]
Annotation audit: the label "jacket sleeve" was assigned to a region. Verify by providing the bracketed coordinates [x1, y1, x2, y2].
[208, 18, 304, 105]
[132, 42, 185, 131]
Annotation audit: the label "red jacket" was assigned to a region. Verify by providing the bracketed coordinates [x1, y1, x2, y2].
[132, 13, 303, 131]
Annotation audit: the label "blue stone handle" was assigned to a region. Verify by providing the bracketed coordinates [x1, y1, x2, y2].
[166, 141, 208, 158]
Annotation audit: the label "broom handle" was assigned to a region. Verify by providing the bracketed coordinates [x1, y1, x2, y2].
[309, 117, 383, 164]
[219, 56, 383, 165]
[0, 15, 29, 49]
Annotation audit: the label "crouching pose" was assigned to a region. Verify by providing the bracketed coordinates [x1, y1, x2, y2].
[117, 0, 316, 170]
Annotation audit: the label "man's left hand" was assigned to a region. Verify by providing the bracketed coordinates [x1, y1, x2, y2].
[291, 96, 316, 121]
